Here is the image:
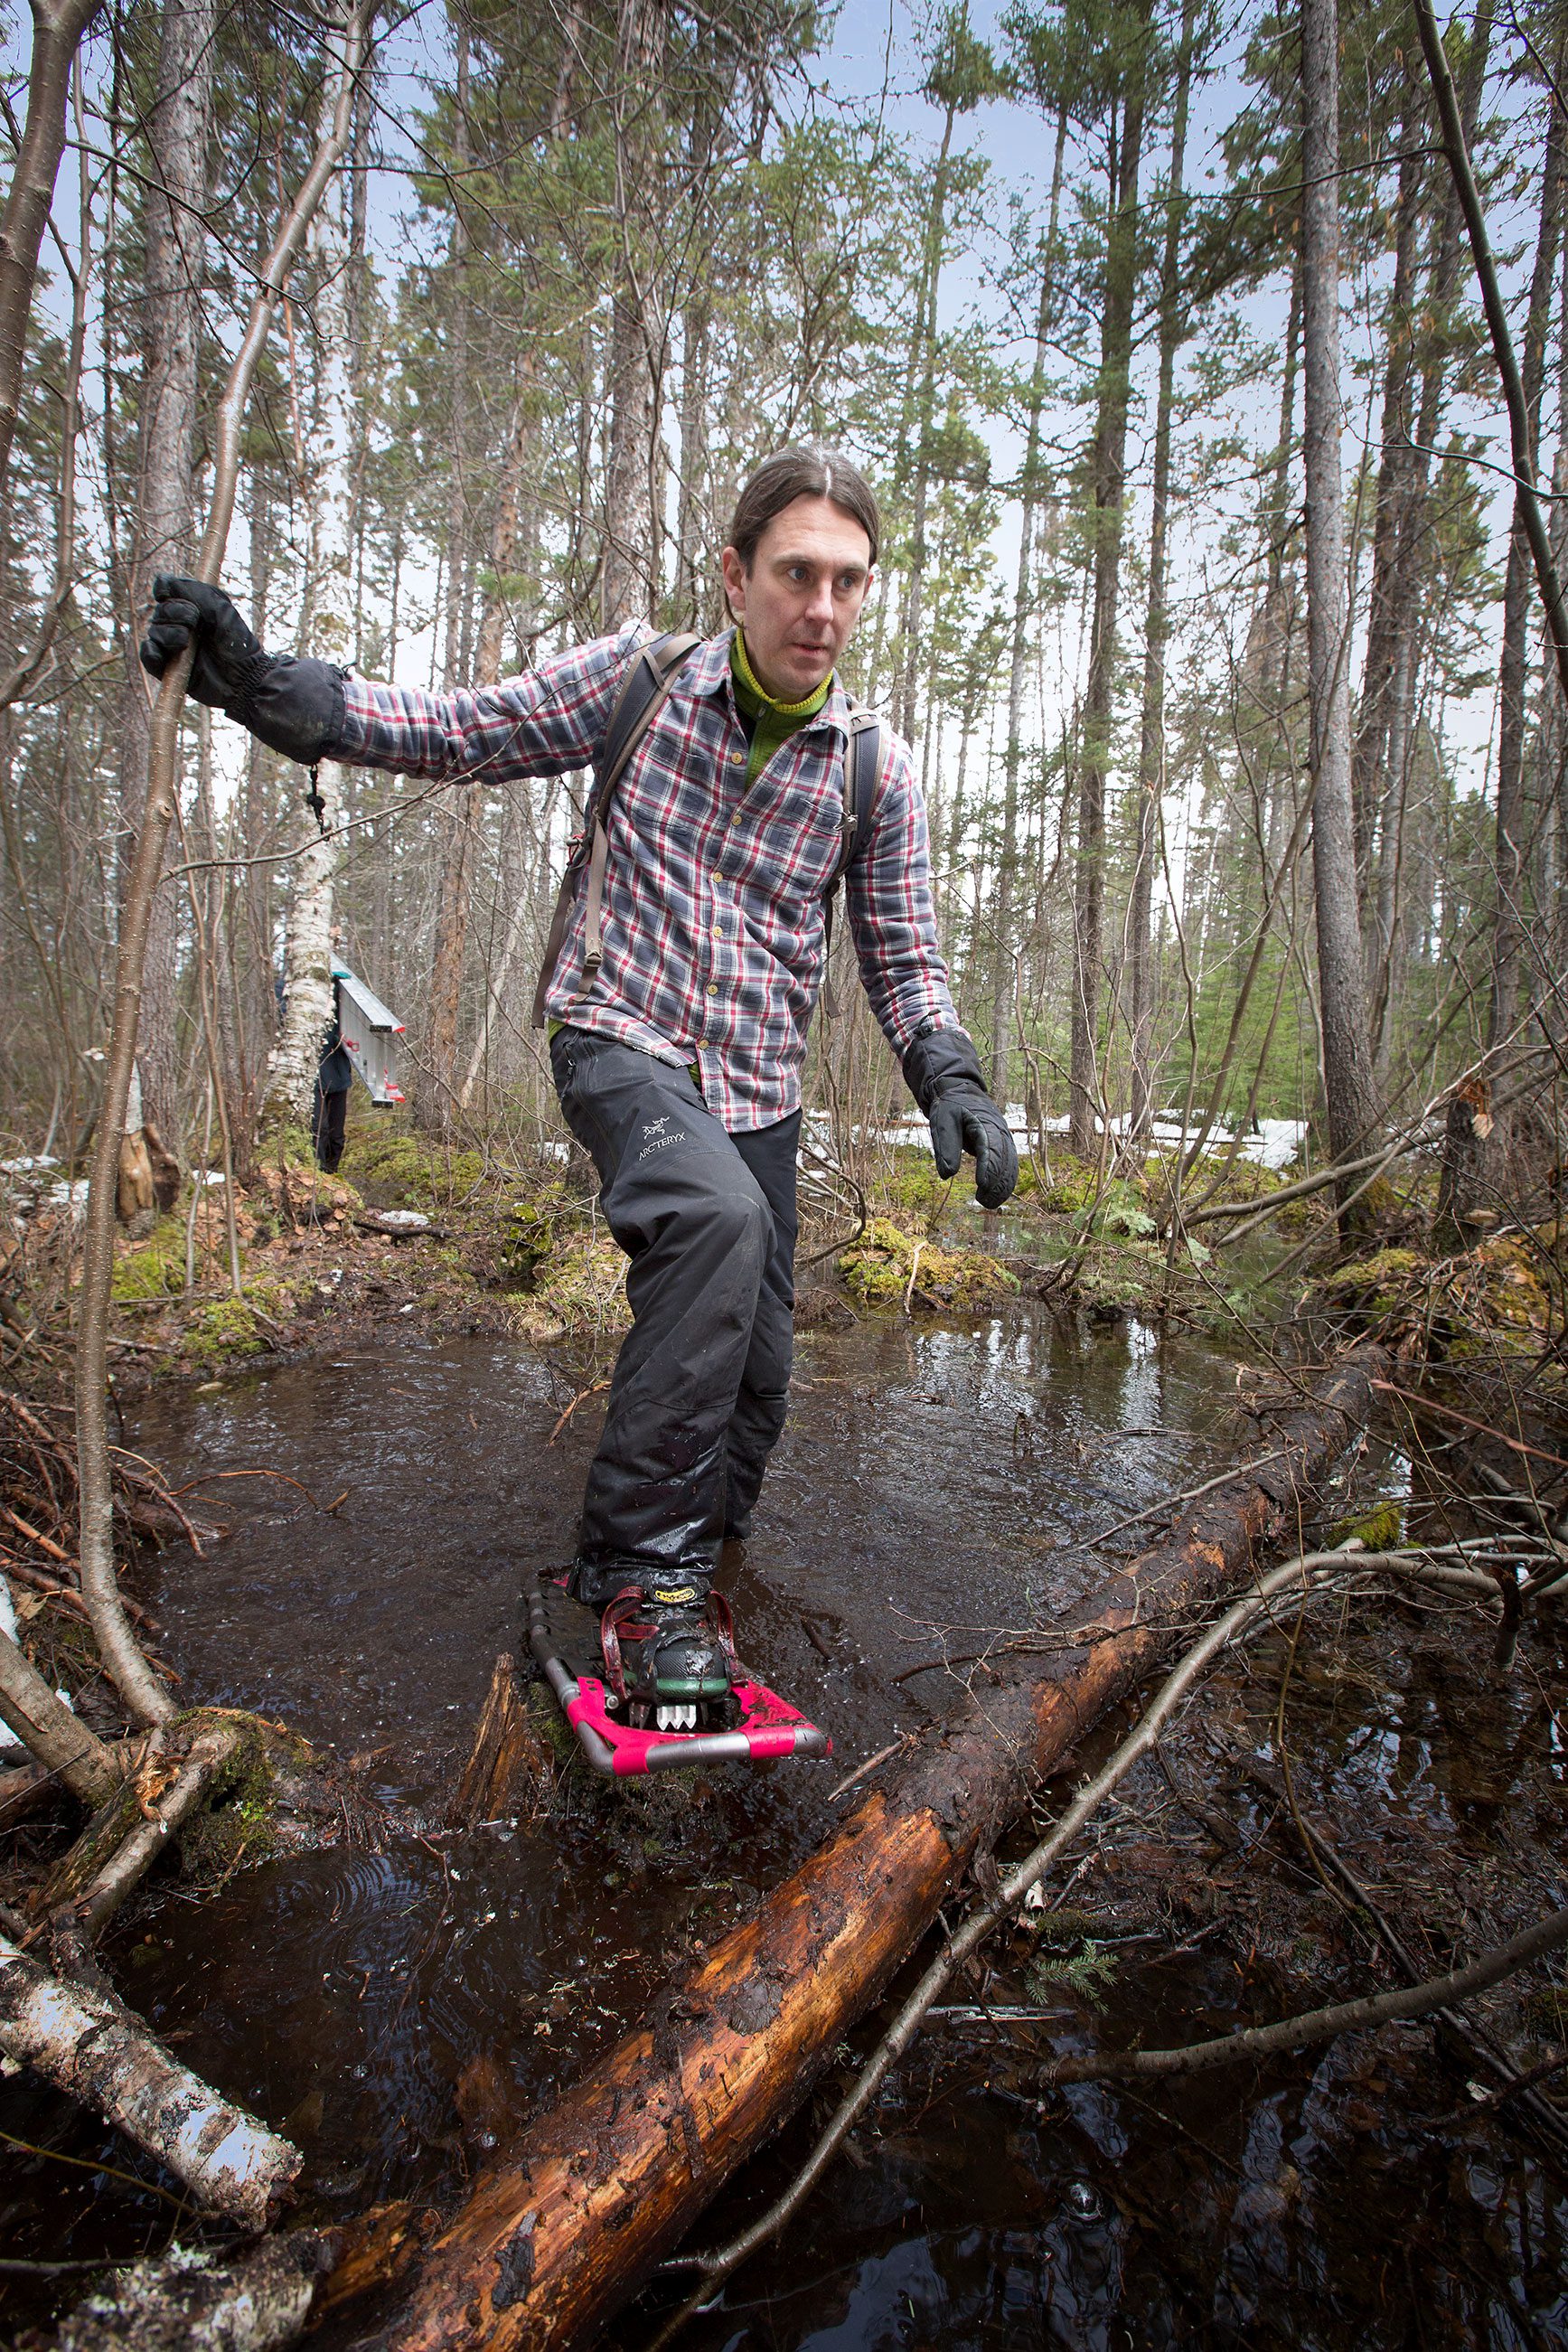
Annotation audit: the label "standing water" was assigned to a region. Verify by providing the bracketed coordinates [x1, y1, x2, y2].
[1, 1301, 1562, 2347]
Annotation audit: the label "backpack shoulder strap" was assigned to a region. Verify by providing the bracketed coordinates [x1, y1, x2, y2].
[828, 705, 884, 892]
[820, 703, 885, 1016]
[531, 629, 701, 1027]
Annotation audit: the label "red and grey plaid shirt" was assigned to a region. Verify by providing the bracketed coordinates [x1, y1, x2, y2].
[337, 626, 959, 1131]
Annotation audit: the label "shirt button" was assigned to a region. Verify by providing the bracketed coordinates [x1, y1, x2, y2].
[707, 983, 718, 997]
[711, 923, 722, 937]
[730, 751, 743, 766]
[729, 812, 742, 825]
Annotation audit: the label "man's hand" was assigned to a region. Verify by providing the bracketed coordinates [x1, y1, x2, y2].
[139, 573, 346, 765]
[140, 576, 273, 711]
[901, 1024, 1019, 1212]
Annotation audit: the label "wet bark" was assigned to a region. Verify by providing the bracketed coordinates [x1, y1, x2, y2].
[45, 2236, 331, 2352]
[362, 1349, 1384, 2352]
[0, 1929, 300, 2226]
[33, 1717, 239, 1941]
[450, 1653, 555, 1828]
[47, 2208, 437, 2352]
[1300, 0, 1379, 1189]
[1069, 27, 1150, 1157]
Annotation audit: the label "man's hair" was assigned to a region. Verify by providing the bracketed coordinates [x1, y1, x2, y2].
[727, 446, 880, 571]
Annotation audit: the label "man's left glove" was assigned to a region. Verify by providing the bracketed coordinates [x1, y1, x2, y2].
[140, 574, 345, 765]
[901, 1024, 1019, 1211]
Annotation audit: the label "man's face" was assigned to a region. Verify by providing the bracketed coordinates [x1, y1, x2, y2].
[720, 494, 873, 701]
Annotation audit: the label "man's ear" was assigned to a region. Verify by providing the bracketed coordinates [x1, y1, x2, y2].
[719, 543, 747, 620]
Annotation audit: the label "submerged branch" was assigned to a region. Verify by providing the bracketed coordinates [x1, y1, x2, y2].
[1041, 1907, 1568, 2084]
[0, 1930, 299, 2227]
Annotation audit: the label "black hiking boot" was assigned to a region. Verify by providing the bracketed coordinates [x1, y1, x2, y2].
[599, 1567, 739, 1734]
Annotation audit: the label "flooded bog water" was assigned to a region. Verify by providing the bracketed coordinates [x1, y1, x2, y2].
[3, 1302, 1563, 2349]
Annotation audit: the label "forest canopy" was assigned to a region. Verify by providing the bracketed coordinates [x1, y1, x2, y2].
[0, 0, 1562, 1195]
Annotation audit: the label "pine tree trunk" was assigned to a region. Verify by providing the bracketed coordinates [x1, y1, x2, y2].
[1068, 29, 1150, 1157]
[990, 108, 1066, 1099]
[1351, 128, 1422, 888]
[1300, 0, 1379, 1188]
[601, 0, 663, 629]
[0, 0, 101, 519]
[894, 103, 958, 745]
[1487, 63, 1565, 1061]
[1129, 0, 1196, 1140]
[116, 0, 217, 1145]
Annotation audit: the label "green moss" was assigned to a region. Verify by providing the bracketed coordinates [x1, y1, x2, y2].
[1058, 1238, 1174, 1317]
[177, 1717, 318, 1884]
[1321, 1247, 1423, 1314]
[338, 1122, 485, 1209]
[1034, 1154, 1101, 1217]
[179, 1278, 295, 1369]
[1326, 1499, 1405, 1551]
[509, 1231, 631, 1342]
[839, 1218, 1019, 1313]
[112, 1214, 188, 1301]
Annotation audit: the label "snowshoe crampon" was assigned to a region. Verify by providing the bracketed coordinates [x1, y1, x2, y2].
[529, 1574, 831, 1776]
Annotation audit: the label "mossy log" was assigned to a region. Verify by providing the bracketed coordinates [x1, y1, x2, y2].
[31, 1716, 241, 1934]
[361, 1347, 1385, 2351]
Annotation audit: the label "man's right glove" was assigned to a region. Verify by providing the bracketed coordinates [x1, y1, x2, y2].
[140, 575, 345, 765]
[901, 1023, 1019, 1211]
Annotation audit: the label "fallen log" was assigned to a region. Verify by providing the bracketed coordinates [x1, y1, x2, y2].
[356, 1345, 1384, 2351]
[42, 2207, 441, 2352]
[0, 1624, 119, 1805]
[33, 1717, 239, 1941]
[0, 1931, 299, 2227]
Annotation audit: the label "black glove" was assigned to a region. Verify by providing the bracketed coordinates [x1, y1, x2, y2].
[140, 574, 346, 764]
[901, 1023, 1018, 1212]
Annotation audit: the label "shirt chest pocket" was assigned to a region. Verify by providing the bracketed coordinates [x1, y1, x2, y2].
[744, 776, 847, 903]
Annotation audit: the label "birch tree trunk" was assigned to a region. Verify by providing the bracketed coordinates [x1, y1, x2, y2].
[1068, 21, 1150, 1157]
[75, 0, 370, 1726]
[418, 23, 478, 1138]
[264, 16, 361, 1133]
[1300, 0, 1379, 1186]
[0, 1931, 299, 2226]
[116, 0, 218, 1146]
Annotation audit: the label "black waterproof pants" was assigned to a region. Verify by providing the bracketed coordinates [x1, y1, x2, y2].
[312, 1081, 348, 1173]
[549, 1027, 799, 1604]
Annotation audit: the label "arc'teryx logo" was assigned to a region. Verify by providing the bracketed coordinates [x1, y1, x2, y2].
[638, 1114, 687, 1162]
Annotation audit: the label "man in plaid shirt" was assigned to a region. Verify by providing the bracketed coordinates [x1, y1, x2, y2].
[143, 447, 1017, 1728]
